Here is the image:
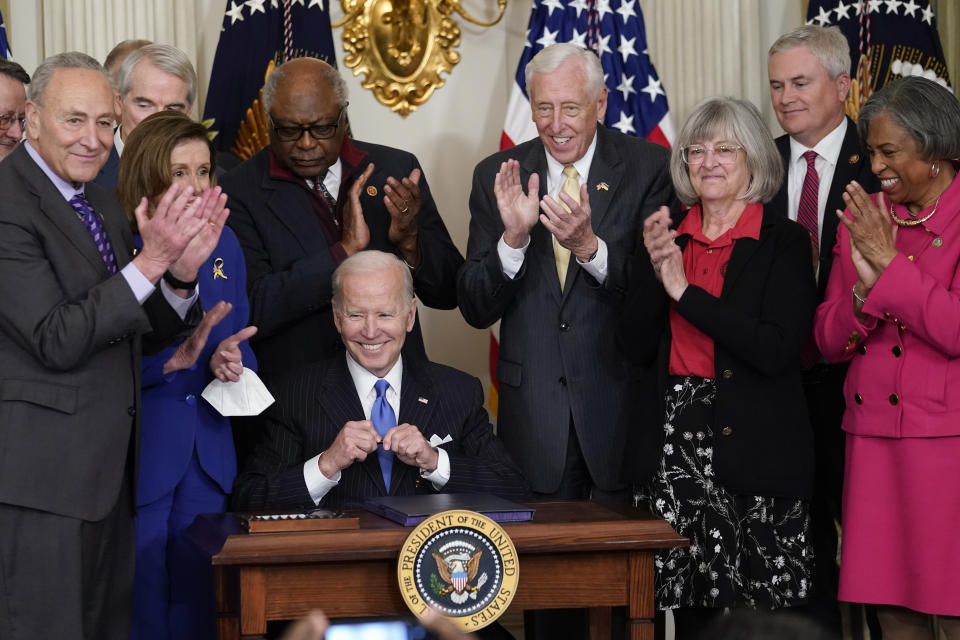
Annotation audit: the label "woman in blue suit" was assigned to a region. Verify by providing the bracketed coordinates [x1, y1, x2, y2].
[116, 111, 257, 640]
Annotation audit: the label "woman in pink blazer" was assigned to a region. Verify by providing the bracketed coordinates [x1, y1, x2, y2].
[814, 76, 960, 638]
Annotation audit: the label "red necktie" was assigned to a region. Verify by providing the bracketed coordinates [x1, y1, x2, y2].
[798, 151, 820, 250]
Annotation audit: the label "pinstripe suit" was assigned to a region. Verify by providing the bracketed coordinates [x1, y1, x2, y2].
[457, 125, 676, 494]
[232, 355, 530, 512]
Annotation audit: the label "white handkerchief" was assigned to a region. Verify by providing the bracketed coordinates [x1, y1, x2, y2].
[201, 367, 275, 416]
[428, 433, 453, 447]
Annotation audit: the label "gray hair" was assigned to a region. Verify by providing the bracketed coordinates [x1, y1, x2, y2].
[769, 25, 850, 80]
[0, 59, 30, 85]
[263, 57, 348, 115]
[27, 52, 106, 106]
[524, 43, 604, 100]
[116, 43, 197, 108]
[103, 39, 152, 88]
[671, 97, 784, 205]
[331, 250, 414, 313]
[858, 76, 960, 162]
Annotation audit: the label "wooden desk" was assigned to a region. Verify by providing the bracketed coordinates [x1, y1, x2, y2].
[200, 500, 686, 640]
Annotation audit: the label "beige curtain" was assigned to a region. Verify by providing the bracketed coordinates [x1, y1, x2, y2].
[640, 0, 804, 134]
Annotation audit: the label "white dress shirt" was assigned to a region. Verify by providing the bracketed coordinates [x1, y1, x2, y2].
[498, 131, 609, 283]
[786, 118, 848, 247]
[306, 157, 342, 200]
[302, 353, 450, 505]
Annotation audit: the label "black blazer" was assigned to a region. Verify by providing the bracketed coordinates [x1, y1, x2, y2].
[769, 117, 879, 301]
[222, 140, 463, 378]
[618, 207, 817, 499]
[457, 125, 677, 493]
[232, 355, 530, 512]
[0, 144, 189, 520]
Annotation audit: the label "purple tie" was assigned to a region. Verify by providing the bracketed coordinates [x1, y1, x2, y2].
[798, 151, 820, 251]
[314, 173, 339, 226]
[69, 193, 117, 274]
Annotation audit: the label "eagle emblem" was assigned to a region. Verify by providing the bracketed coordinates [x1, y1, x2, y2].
[432, 546, 486, 604]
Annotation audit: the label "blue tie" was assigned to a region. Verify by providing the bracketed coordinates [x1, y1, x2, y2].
[372, 379, 396, 490]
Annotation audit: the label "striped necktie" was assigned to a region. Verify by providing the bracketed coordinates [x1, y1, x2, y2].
[798, 151, 820, 252]
[69, 193, 117, 274]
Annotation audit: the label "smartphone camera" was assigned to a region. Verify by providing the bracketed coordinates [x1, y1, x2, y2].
[325, 619, 429, 640]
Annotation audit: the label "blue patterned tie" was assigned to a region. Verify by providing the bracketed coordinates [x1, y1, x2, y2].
[371, 379, 396, 491]
[69, 193, 117, 274]
[314, 172, 339, 226]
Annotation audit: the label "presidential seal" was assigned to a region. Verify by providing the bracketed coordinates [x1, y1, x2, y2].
[397, 509, 519, 631]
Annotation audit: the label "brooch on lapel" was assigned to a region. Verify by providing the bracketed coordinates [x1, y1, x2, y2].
[212, 258, 228, 280]
[596, 182, 609, 191]
[848, 154, 860, 164]
[366, 185, 378, 197]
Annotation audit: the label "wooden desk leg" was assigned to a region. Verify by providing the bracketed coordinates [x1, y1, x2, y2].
[628, 552, 655, 640]
[215, 566, 240, 640]
[239, 567, 268, 640]
[588, 606, 612, 639]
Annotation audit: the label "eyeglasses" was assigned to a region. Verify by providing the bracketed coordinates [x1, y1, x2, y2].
[681, 143, 743, 165]
[0, 113, 25, 132]
[269, 105, 347, 142]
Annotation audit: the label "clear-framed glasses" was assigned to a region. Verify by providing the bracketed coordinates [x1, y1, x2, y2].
[0, 113, 26, 132]
[681, 143, 743, 165]
[269, 105, 347, 142]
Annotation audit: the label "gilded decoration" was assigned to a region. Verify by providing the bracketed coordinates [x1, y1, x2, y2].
[335, 0, 506, 116]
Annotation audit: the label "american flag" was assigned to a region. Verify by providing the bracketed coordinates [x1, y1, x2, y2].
[500, 0, 674, 151]
[489, 0, 673, 416]
[0, 9, 12, 60]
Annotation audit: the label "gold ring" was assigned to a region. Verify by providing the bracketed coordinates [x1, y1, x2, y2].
[401, 207, 410, 214]
[208, 221, 216, 227]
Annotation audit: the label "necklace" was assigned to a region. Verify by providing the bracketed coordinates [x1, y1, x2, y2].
[889, 195, 940, 227]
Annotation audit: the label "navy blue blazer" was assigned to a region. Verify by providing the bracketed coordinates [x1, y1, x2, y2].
[232, 355, 530, 512]
[136, 227, 256, 506]
[93, 145, 120, 192]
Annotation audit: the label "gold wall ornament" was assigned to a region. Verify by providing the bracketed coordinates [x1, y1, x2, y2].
[335, 0, 506, 117]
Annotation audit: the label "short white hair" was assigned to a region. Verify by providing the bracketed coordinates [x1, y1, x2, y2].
[524, 43, 604, 100]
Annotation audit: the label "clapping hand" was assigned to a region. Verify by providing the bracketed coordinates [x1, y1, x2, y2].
[494, 159, 540, 249]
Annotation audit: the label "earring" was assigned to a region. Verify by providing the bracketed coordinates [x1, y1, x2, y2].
[931, 162, 940, 178]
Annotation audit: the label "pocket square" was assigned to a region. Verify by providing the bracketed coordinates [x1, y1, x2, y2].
[428, 433, 453, 447]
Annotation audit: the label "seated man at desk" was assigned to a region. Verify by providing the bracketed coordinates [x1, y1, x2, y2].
[233, 250, 529, 512]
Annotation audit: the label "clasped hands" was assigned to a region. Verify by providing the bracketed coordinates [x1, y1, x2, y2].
[494, 159, 599, 260]
[340, 163, 424, 266]
[318, 420, 439, 479]
[838, 181, 898, 299]
[133, 183, 229, 294]
[643, 207, 688, 301]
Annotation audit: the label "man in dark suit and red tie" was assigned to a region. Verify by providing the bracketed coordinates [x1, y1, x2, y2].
[767, 25, 881, 635]
[0, 52, 225, 640]
[232, 250, 528, 513]
[221, 57, 463, 382]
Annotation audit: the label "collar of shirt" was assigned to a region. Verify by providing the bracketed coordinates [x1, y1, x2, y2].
[677, 201, 763, 247]
[345, 352, 403, 421]
[23, 140, 84, 201]
[114, 126, 125, 157]
[544, 130, 598, 196]
[789, 117, 846, 174]
[306, 157, 342, 198]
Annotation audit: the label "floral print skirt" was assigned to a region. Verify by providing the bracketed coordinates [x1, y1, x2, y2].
[636, 376, 813, 610]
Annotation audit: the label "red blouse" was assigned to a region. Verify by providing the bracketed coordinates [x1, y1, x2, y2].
[668, 202, 763, 377]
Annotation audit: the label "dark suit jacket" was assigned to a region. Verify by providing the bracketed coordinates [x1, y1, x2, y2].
[618, 208, 817, 499]
[221, 139, 463, 378]
[0, 144, 187, 521]
[769, 117, 879, 301]
[232, 355, 530, 512]
[457, 125, 676, 493]
[93, 145, 120, 192]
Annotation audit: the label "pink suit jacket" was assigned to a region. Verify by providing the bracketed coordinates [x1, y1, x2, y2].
[814, 174, 960, 439]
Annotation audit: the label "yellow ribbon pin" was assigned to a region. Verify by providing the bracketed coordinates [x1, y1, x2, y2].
[212, 258, 228, 280]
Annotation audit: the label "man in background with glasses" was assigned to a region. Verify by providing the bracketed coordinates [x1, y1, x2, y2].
[767, 25, 880, 637]
[0, 59, 29, 161]
[221, 57, 462, 386]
